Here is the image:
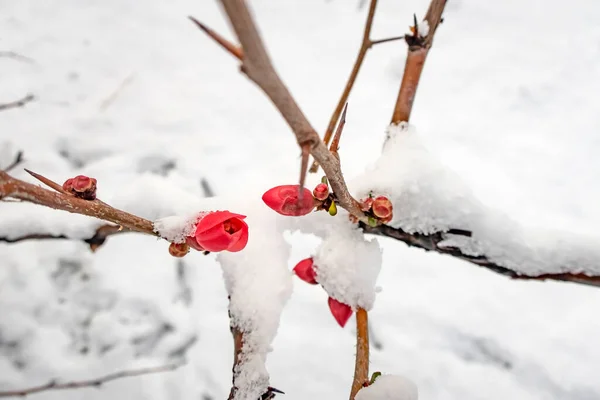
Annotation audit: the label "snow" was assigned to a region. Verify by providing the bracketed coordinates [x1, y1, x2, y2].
[154, 213, 204, 243]
[418, 20, 429, 37]
[356, 375, 418, 400]
[313, 215, 382, 310]
[2, 0, 600, 400]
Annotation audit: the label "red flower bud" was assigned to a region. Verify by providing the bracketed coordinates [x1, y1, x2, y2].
[328, 297, 353, 328]
[372, 196, 392, 221]
[191, 211, 249, 253]
[293, 258, 318, 284]
[312, 183, 329, 201]
[62, 175, 97, 200]
[262, 185, 314, 216]
[360, 196, 374, 212]
[169, 242, 190, 257]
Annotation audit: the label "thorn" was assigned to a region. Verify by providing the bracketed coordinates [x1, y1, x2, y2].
[268, 386, 285, 394]
[24, 169, 69, 194]
[369, 35, 405, 47]
[413, 14, 419, 37]
[329, 102, 348, 156]
[189, 16, 243, 61]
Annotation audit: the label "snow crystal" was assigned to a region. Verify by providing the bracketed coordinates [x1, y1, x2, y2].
[356, 375, 418, 400]
[312, 214, 382, 310]
[218, 205, 293, 400]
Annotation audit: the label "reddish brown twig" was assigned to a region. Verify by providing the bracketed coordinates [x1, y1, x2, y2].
[0, 362, 183, 398]
[195, 0, 367, 222]
[390, 0, 446, 124]
[0, 171, 156, 236]
[227, 324, 244, 400]
[350, 308, 370, 400]
[0, 224, 126, 252]
[0, 94, 34, 112]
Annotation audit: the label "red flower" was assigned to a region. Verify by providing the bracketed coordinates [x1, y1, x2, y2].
[262, 185, 315, 216]
[328, 297, 353, 327]
[62, 175, 97, 200]
[189, 211, 249, 253]
[293, 258, 318, 285]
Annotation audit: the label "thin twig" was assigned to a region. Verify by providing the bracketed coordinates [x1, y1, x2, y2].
[360, 222, 600, 288]
[0, 224, 126, 252]
[350, 308, 369, 400]
[99, 73, 135, 112]
[0, 362, 184, 398]
[2, 151, 24, 172]
[369, 35, 404, 46]
[390, 0, 446, 124]
[196, 0, 368, 221]
[0, 171, 157, 236]
[189, 16, 243, 60]
[0, 94, 34, 112]
[0, 51, 35, 64]
[309, 0, 378, 173]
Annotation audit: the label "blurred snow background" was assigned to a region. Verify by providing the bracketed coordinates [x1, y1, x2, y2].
[1, 0, 600, 399]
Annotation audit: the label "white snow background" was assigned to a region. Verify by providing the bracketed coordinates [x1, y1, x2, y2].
[2, 0, 600, 399]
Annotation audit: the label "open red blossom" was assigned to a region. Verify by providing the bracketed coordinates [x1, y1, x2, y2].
[293, 258, 318, 285]
[328, 297, 353, 327]
[190, 211, 249, 253]
[262, 185, 314, 216]
[372, 196, 393, 221]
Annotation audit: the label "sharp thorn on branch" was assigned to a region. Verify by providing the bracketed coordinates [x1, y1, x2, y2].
[330, 102, 348, 157]
[24, 169, 68, 194]
[189, 16, 243, 61]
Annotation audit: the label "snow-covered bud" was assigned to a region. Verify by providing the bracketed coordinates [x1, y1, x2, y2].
[262, 185, 315, 216]
[328, 297, 353, 327]
[189, 211, 249, 253]
[312, 183, 329, 201]
[293, 257, 318, 285]
[372, 196, 392, 222]
[169, 242, 190, 258]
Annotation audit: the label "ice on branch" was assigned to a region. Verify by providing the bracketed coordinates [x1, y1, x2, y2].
[356, 375, 418, 400]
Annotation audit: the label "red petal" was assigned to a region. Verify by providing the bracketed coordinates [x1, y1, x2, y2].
[293, 258, 318, 284]
[186, 236, 205, 251]
[195, 215, 249, 253]
[195, 211, 247, 234]
[226, 219, 249, 252]
[328, 297, 353, 327]
[262, 185, 314, 216]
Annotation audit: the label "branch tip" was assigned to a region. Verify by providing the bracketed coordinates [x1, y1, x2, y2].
[189, 16, 243, 61]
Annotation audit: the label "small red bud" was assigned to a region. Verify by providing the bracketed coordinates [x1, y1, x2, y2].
[63, 175, 97, 200]
[312, 183, 329, 201]
[169, 242, 190, 257]
[293, 258, 318, 284]
[372, 196, 393, 220]
[62, 178, 74, 191]
[360, 196, 374, 212]
[262, 185, 315, 216]
[328, 297, 353, 327]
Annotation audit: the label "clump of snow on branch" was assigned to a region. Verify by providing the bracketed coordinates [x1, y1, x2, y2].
[154, 212, 205, 243]
[353, 124, 600, 276]
[418, 20, 430, 37]
[356, 375, 418, 400]
[218, 206, 293, 400]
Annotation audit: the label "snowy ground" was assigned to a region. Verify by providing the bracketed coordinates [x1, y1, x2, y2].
[2, 0, 600, 399]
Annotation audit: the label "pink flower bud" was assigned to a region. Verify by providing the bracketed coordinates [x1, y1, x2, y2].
[293, 258, 318, 285]
[262, 185, 315, 216]
[372, 196, 392, 221]
[62, 178, 74, 191]
[360, 196, 374, 212]
[312, 183, 329, 201]
[191, 211, 249, 253]
[63, 175, 97, 200]
[328, 297, 353, 327]
[169, 242, 190, 257]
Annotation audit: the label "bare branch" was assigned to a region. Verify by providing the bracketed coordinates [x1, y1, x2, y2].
[195, 0, 368, 221]
[0, 51, 35, 64]
[309, 0, 378, 173]
[0, 171, 157, 236]
[391, 0, 446, 124]
[350, 308, 369, 400]
[2, 151, 24, 172]
[0, 94, 34, 112]
[0, 362, 184, 398]
[369, 35, 404, 46]
[330, 102, 348, 158]
[360, 222, 600, 288]
[0, 224, 127, 252]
